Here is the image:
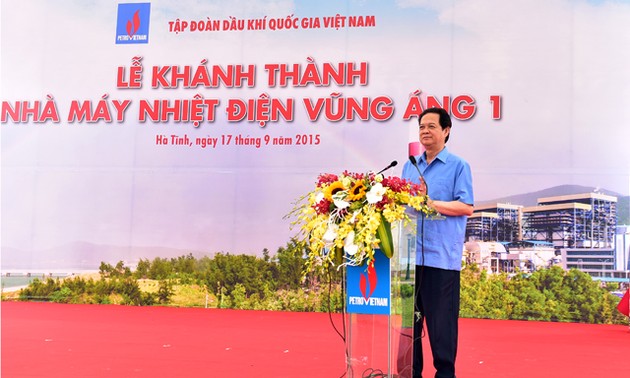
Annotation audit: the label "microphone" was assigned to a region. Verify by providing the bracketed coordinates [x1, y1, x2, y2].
[409, 155, 428, 194]
[376, 160, 398, 175]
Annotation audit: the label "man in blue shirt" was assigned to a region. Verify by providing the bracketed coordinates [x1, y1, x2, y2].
[401, 107, 474, 378]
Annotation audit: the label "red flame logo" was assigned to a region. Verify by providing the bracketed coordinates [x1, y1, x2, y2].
[359, 262, 378, 301]
[126, 10, 141, 37]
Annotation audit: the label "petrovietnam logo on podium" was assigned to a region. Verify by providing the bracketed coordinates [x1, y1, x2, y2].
[115, 3, 151, 44]
[346, 250, 391, 315]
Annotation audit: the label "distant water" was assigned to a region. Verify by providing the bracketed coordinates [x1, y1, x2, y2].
[1, 276, 40, 291]
[1, 271, 96, 291]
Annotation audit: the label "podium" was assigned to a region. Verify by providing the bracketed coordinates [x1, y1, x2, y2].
[344, 213, 417, 378]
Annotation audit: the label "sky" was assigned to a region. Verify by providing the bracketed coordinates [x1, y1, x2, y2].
[1, 0, 629, 265]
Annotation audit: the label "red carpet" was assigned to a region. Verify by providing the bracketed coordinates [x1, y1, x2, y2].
[2, 301, 628, 377]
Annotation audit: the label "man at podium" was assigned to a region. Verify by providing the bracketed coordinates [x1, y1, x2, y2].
[401, 107, 474, 378]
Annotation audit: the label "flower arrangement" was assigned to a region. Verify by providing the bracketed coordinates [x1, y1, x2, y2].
[288, 171, 438, 275]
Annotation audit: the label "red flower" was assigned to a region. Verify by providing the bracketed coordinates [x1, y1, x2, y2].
[375, 194, 391, 209]
[381, 176, 421, 195]
[316, 173, 338, 187]
[342, 171, 365, 180]
[313, 199, 332, 215]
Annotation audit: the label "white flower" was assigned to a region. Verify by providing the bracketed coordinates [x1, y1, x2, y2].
[323, 224, 338, 243]
[333, 199, 350, 209]
[366, 182, 387, 204]
[349, 210, 360, 223]
[315, 191, 325, 203]
[344, 230, 359, 255]
[342, 176, 352, 188]
[331, 190, 349, 210]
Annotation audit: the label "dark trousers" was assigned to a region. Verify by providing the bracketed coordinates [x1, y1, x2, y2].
[412, 266, 460, 378]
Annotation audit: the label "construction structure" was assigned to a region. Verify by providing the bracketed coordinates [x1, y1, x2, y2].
[466, 192, 621, 278]
[466, 203, 521, 243]
[523, 193, 617, 248]
[520, 193, 617, 278]
[616, 225, 630, 271]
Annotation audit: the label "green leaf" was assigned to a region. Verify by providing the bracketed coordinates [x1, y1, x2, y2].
[376, 214, 394, 258]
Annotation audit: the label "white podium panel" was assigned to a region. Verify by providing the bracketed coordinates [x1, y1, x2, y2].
[344, 214, 416, 378]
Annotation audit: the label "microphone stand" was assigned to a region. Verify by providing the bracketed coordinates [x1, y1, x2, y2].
[376, 160, 398, 175]
[408, 155, 427, 327]
[408, 155, 428, 194]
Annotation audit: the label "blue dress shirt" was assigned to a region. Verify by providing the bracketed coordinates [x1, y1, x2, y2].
[401, 147, 474, 271]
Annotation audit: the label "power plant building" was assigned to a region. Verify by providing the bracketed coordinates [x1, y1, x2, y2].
[466, 192, 624, 279]
[466, 203, 521, 243]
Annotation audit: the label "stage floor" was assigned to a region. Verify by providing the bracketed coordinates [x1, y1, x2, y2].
[2, 301, 628, 377]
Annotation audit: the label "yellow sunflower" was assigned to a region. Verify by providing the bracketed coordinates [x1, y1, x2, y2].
[347, 181, 367, 201]
[324, 181, 345, 200]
